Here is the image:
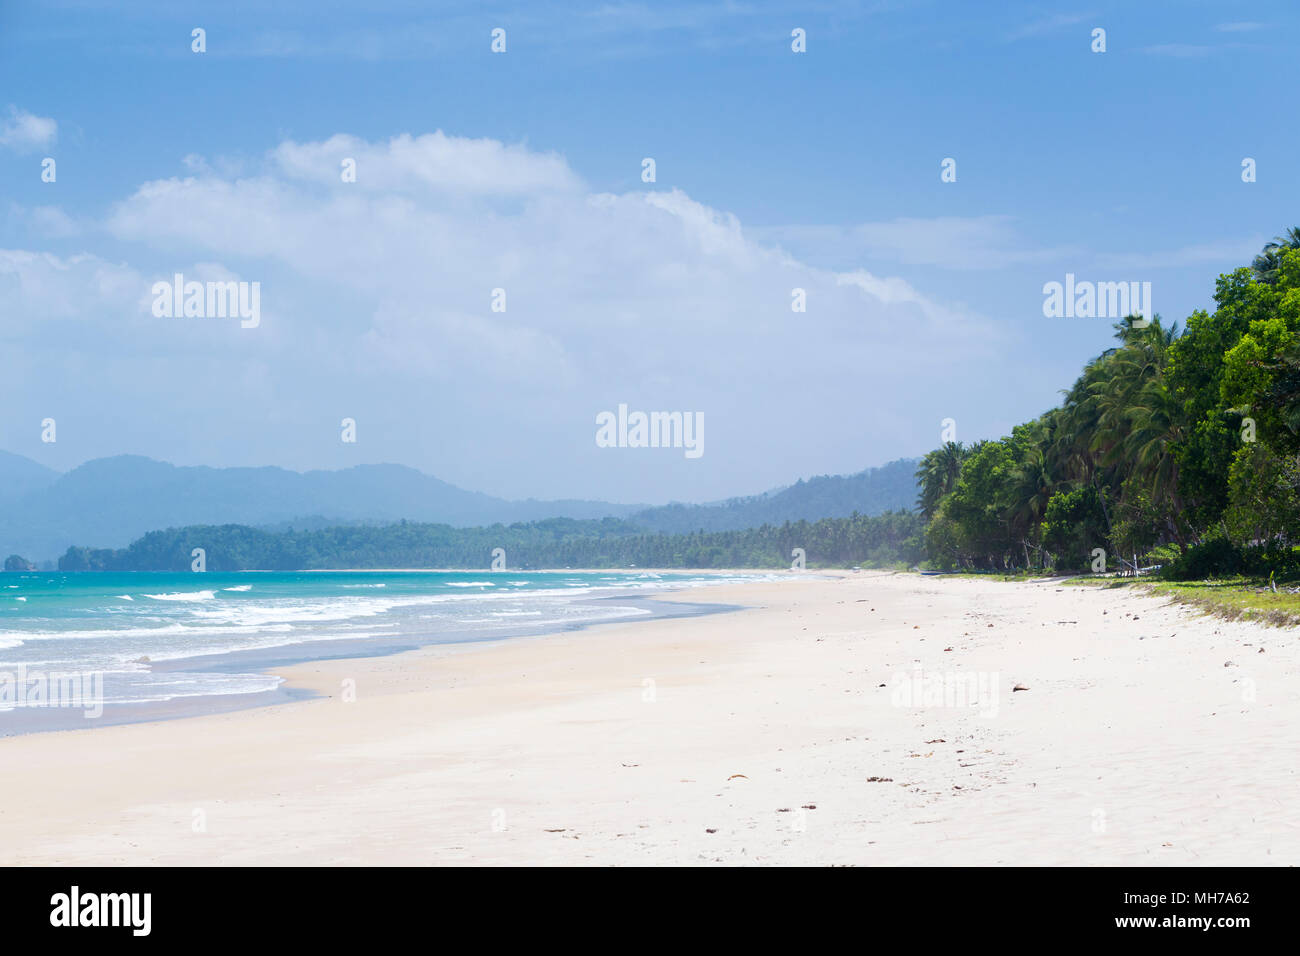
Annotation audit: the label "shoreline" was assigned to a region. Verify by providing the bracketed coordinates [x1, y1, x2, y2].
[0, 577, 767, 737]
[3, 570, 1294, 865]
[20, 567, 805, 574]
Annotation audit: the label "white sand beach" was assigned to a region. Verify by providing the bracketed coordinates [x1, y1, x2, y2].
[2, 571, 1295, 866]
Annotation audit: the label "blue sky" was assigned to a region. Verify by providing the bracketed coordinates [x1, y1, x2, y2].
[1, 1, 1295, 503]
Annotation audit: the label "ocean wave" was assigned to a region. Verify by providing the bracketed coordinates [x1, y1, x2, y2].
[186, 598, 398, 627]
[144, 590, 216, 602]
[0, 572, 761, 714]
[457, 603, 652, 629]
[121, 625, 398, 663]
[0, 659, 146, 672]
[188, 589, 608, 626]
[100, 673, 285, 704]
[0, 622, 296, 643]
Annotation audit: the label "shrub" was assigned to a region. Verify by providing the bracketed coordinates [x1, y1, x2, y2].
[1159, 536, 1244, 579]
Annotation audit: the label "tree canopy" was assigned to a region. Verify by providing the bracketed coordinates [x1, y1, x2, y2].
[915, 230, 1300, 576]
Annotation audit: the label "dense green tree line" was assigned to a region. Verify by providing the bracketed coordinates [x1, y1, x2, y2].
[917, 229, 1300, 576]
[58, 511, 925, 571]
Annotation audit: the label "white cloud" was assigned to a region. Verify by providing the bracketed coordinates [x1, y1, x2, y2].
[0, 250, 141, 321]
[271, 132, 582, 195]
[26, 206, 82, 238]
[0, 106, 57, 151]
[6, 130, 1002, 500]
[1005, 12, 1093, 42]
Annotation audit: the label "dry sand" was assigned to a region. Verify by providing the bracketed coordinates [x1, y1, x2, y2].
[2, 571, 1296, 866]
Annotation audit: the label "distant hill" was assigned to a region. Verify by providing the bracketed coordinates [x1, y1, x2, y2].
[0, 451, 919, 561]
[0, 454, 642, 561]
[0, 450, 60, 502]
[629, 458, 918, 533]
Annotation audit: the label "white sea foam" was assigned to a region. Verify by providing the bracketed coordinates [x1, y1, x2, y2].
[108, 672, 284, 704]
[0, 572, 765, 713]
[144, 590, 216, 602]
[187, 598, 398, 627]
[0, 622, 296, 643]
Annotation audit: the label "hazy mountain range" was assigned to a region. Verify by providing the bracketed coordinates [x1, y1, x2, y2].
[0, 450, 918, 563]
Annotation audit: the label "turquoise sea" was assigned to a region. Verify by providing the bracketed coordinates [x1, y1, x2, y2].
[0, 569, 763, 726]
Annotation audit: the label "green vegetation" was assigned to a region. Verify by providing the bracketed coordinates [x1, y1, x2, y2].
[1065, 573, 1300, 627]
[58, 511, 925, 571]
[916, 228, 1300, 581]
[1135, 577, 1300, 627]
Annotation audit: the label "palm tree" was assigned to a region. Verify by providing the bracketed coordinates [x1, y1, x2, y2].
[1122, 377, 1191, 549]
[1051, 352, 1114, 490]
[1003, 416, 1056, 567]
[1046, 317, 1179, 544]
[1252, 226, 1300, 284]
[915, 442, 968, 518]
[1091, 317, 1177, 461]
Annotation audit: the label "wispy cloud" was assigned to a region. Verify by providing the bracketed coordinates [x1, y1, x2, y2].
[10, 204, 83, 239]
[757, 215, 1076, 271]
[1091, 238, 1265, 271]
[1005, 12, 1093, 42]
[0, 106, 57, 151]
